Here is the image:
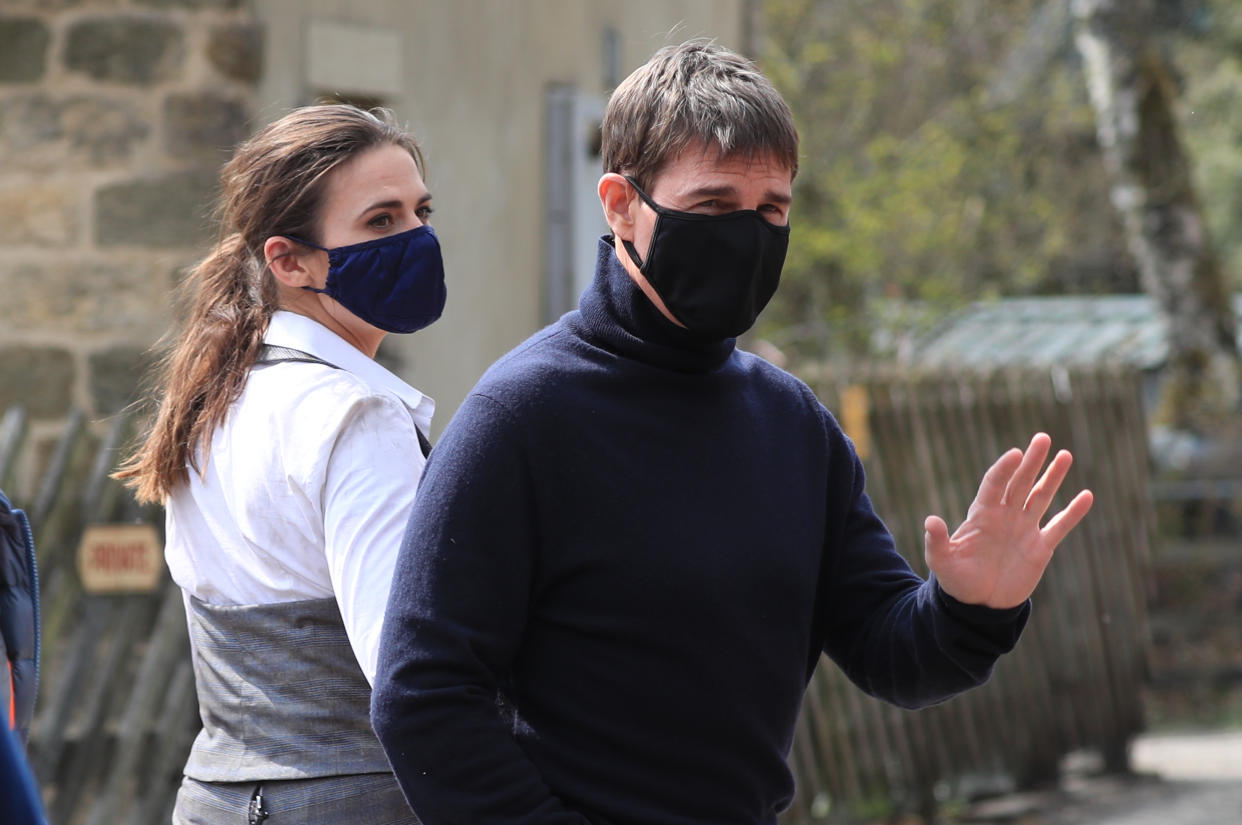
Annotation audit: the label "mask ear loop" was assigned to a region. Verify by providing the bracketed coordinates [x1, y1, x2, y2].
[273, 235, 334, 295]
[284, 235, 328, 252]
[620, 176, 661, 271]
[623, 176, 662, 212]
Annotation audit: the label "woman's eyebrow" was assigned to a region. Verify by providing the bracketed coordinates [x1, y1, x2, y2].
[356, 192, 432, 218]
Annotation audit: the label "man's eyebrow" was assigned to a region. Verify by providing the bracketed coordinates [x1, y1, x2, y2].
[681, 184, 792, 206]
[682, 184, 738, 200]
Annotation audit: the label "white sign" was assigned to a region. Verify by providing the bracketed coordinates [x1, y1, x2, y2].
[77, 524, 163, 594]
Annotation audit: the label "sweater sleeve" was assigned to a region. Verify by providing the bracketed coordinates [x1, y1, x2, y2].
[819, 436, 1030, 709]
[371, 393, 592, 825]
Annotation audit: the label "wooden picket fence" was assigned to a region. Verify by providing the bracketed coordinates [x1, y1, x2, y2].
[782, 364, 1153, 822]
[0, 405, 197, 825]
[1, 362, 1153, 824]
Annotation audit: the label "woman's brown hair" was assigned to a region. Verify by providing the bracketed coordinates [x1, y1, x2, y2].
[115, 104, 424, 503]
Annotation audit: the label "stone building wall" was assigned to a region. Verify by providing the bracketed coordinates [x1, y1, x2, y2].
[0, 0, 746, 497]
[0, 0, 262, 495]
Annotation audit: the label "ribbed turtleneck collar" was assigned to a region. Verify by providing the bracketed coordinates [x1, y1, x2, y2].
[571, 236, 736, 373]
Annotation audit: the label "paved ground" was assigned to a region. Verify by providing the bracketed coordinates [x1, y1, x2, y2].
[958, 731, 1242, 824]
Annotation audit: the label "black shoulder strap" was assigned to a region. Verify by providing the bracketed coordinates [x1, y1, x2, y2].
[255, 345, 432, 458]
[414, 424, 432, 458]
[256, 344, 336, 368]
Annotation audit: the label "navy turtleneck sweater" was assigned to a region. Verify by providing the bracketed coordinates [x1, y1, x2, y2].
[372, 239, 1029, 825]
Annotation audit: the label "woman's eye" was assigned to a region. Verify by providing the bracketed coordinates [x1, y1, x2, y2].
[369, 213, 393, 229]
[416, 205, 435, 221]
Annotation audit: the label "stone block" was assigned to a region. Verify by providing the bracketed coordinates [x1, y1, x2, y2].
[0, 93, 149, 170]
[306, 19, 403, 98]
[0, 346, 75, 419]
[89, 345, 154, 415]
[65, 17, 184, 86]
[135, 0, 241, 8]
[0, 259, 168, 336]
[0, 183, 78, 247]
[0, 18, 50, 83]
[207, 21, 263, 83]
[95, 170, 218, 248]
[2, 1, 122, 8]
[164, 92, 250, 159]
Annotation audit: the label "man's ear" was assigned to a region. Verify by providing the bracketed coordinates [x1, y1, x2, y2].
[264, 236, 319, 289]
[598, 173, 638, 241]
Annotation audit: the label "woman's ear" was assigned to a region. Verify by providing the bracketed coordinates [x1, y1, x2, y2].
[598, 173, 638, 241]
[264, 236, 320, 289]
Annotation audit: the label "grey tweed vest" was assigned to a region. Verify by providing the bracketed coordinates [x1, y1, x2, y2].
[183, 594, 392, 782]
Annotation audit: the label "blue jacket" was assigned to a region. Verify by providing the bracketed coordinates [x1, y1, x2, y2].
[1, 721, 45, 825]
[0, 488, 38, 745]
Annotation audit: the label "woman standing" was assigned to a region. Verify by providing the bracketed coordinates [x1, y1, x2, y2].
[118, 105, 441, 824]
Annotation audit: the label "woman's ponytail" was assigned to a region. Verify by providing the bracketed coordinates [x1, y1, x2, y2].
[115, 104, 423, 503]
[115, 231, 276, 503]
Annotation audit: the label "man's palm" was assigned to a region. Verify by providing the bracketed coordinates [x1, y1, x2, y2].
[925, 433, 1094, 609]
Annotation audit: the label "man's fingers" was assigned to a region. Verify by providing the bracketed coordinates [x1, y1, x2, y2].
[923, 514, 951, 566]
[1040, 489, 1095, 549]
[974, 447, 1025, 508]
[1002, 433, 1052, 506]
[1024, 449, 1074, 518]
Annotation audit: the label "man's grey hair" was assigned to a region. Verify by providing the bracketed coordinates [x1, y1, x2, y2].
[601, 39, 799, 191]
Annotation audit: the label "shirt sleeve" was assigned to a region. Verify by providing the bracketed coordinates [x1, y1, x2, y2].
[819, 430, 1030, 709]
[372, 393, 593, 825]
[321, 392, 426, 686]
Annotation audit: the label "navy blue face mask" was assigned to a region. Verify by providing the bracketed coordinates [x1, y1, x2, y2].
[294, 225, 447, 334]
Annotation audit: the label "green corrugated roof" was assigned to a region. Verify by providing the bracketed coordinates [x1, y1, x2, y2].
[909, 295, 1242, 369]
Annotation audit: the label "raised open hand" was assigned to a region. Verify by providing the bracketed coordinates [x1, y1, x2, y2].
[924, 433, 1094, 610]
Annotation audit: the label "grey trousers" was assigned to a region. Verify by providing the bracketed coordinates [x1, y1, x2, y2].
[171, 773, 420, 825]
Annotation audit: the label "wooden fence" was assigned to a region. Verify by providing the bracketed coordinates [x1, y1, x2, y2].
[1144, 463, 1242, 720]
[2, 363, 1154, 824]
[782, 364, 1154, 822]
[1, 405, 197, 825]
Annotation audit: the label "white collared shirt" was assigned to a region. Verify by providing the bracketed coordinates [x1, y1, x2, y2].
[165, 311, 434, 684]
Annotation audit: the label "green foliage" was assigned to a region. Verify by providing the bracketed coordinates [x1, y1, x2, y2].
[1179, 2, 1242, 287]
[758, 0, 1134, 359]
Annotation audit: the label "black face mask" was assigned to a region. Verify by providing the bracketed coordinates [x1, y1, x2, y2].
[621, 176, 790, 340]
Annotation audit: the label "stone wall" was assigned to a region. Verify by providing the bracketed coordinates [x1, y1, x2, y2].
[0, 0, 261, 494]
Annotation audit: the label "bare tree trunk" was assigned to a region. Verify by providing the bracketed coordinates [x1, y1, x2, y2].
[741, 0, 765, 59]
[988, 0, 1071, 107]
[1073, 0, 1241, 432]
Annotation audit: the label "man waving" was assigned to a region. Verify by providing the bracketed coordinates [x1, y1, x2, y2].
[373, 39, 1093, 825]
